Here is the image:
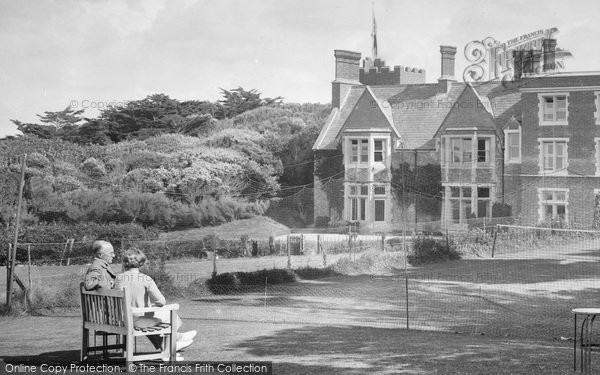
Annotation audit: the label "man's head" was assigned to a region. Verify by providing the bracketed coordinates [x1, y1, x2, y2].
[92, 240, 115, 264]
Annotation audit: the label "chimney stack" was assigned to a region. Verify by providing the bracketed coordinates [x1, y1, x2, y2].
[542, 39, 557, 72]
[332, 50, 362, 108]
[438, 45, 457, 94]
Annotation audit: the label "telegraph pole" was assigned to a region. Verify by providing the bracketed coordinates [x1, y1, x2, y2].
[6, 154, 26, 308]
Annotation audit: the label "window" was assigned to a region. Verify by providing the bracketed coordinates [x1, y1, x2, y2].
[348, 184, 368, 221]
[350, 139, 369, 163]
[477, 138, 490, 163]
[373, 185, 386, 222]
[538, 189, 568, 223]
[505, 129, 521, 163]
[451, 138, 472, 164]
[449, 186, 472, 224]
[374, 139, 385, 162]
[539, 139, 568, 173]
[477, 187, 491, 218]
[374, 200, 385, 221]
[374, 186, 386, 195]
[538, 94, 568, 125]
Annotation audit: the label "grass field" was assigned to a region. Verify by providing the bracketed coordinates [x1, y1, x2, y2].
[1, 236, 600, 373]
[159, 216, 291, 240]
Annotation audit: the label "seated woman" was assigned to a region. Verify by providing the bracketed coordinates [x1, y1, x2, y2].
[114, 249, 196, 360]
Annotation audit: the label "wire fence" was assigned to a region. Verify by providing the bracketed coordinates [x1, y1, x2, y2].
[3, 225, 600, 343]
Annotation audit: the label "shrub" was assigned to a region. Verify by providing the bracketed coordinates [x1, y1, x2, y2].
[0, 222, 159, 265]
[408, 235, 461, 265]
[205, 268, 297, 294]
[331, 250, 407, 275]
[315, 216, 329, 228]
[294, 266, 341, 279]
[452, 228, 493, 257]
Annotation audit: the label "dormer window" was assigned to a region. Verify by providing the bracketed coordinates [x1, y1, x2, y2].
[451, 138, 472, 164]
[350, 139, 369, 163]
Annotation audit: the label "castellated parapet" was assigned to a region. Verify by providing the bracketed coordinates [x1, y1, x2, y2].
[359, 64, 426, 85]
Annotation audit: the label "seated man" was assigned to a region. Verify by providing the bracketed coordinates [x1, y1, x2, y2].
[114, 249, 196, 360]
[84, 240, 116, 290]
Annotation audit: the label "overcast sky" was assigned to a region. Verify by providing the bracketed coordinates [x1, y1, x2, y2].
[1, 0, 599, 137]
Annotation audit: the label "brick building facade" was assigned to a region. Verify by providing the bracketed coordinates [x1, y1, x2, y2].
[313, 40, 600, 232]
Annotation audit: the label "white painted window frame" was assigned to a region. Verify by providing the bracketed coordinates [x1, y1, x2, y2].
[504, 127, 521, 164]
[537, 188, 569, 223]
[538, 93, 569, 126]
[538, 137, 569, 176]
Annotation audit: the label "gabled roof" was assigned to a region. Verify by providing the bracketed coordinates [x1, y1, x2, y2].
[313, 80, 522, 151]
[313, 86, 365, 150]
[435, 83, 499, 137]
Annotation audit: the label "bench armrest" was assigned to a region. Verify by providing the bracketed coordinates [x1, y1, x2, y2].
[131, 303, 180, 314]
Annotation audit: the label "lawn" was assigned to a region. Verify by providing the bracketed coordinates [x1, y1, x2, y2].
[1, 236, 599, 373]
[159, 216, 291, 241]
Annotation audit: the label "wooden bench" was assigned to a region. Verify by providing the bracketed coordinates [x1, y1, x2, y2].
[79, 283, 179, 363]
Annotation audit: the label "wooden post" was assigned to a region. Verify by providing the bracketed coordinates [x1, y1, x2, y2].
[491, 225, 499, 258]
[27, 244, 32, 291]
[212, 248, 217, 278]
[317, 235, 321, 255]
[404, 222, 409, 330]
[381, 233, 386, 252]
[358, 240, 363, 261]
[300, 234, 305, 255]
[6, 244, 12, 296]
[348, 234, 352, 259]
[322, 238, 327, 267]
[286, 235, 291, 269]
[7, 154, 27, 308]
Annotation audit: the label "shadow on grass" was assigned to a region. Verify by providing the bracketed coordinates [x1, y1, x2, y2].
[1, 350, 81, 365]
[232, 325, 571, 374]
[406, 256, 600, 285]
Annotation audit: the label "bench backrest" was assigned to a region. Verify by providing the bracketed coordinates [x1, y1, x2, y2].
[79, 283, 133, 332]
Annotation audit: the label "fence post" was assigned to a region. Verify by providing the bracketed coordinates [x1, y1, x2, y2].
[27, 244, 32, 291]
[317, 235, 321, 255]
[322, 238, 327, 267]
[381, 233, 386, 252]
[212, 249, 217, 278]
[491, 225, 499, 258]
[6, 243, 12, 296]
[300, 234, 305, 255]
[286, 235, 291, 269]
[348, 234, 352, 259]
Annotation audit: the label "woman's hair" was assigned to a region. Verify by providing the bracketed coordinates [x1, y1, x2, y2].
[122, 249, 147, 270]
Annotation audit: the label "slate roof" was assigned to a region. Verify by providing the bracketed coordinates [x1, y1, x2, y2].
[313, 81, 522, 151]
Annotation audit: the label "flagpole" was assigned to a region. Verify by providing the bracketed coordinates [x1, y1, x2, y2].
[371, 2, 378, 60]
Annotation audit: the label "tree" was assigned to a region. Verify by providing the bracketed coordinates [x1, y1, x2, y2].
[37, 106, 85, 128]
[219, 87, 282, 118]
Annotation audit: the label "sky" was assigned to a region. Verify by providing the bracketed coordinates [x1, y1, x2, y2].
[1, 0, 599, 137]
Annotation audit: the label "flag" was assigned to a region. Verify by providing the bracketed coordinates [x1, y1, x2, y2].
[371, 4, 378, 59]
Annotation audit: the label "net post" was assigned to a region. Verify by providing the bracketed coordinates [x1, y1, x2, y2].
[286, 235, 291, 269]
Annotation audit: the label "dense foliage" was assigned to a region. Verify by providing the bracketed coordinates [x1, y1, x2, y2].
[1, 88, 330, 236]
